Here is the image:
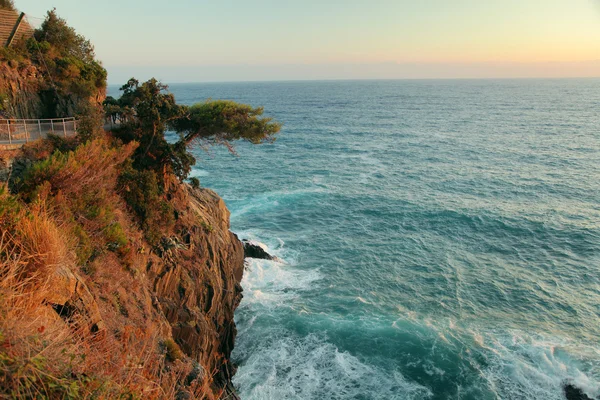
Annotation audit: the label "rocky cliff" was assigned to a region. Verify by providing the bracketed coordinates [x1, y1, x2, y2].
[0, 140, 246, 399]
[0, 60, 44, 118]
[150, 181, 245, 398]
[0, 60, 106, 119]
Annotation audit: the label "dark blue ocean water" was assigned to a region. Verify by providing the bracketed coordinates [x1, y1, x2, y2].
[115, 79, 600, 399]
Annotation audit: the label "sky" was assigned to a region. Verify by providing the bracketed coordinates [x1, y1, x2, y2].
[17, 0, 600, 83]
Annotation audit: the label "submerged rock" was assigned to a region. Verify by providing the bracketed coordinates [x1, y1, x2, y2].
[242, 240, 276, 260]
[564, 383, 595, 400]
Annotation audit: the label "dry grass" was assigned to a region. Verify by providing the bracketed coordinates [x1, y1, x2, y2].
[0, 200, 214, 398]
[0, 210, 81, 398]
[0, 137, 220, 398]
[14, 201, 72, 279]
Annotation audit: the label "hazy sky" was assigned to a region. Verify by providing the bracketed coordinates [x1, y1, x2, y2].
[18, 0, 600, 83]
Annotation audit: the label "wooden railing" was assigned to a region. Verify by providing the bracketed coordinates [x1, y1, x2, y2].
[0, 118, 78, 147]
[0, 9, 34, 47]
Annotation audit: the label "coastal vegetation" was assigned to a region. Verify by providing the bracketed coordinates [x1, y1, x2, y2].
[0, 7, 106, 120]
[0, 0, 14, 11]
[0, 4, 280, 399]
[105, 77, 280, 244]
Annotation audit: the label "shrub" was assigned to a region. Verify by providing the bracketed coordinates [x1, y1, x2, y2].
[15, 139, 137, 265]
[189, 177, 200, 189]
[75, 103, 105, 142]
[0, 0, 15, 10]
[118, 162, 174, 246]
[162, 339, 184, 362]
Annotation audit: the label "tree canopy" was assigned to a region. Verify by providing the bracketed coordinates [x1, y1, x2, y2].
[0, 8, 106, 118]
[34, 9, 96, 63]
[31, 9, 106, 98]
[173, 100, 280, 146]
[0, 0, 15, 10]
[105, 78, 281, 182]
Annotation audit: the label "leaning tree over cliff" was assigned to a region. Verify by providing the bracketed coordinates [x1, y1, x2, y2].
[104, 78, 280, 244]
[105, 78, 280, 183]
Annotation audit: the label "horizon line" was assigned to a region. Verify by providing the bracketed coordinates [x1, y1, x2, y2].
[106, 75, 600, 86]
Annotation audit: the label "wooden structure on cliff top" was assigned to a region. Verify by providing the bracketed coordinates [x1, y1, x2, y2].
[0, 8, 35, 47]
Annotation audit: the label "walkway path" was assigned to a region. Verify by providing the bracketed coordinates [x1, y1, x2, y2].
[0, 118, 78, 149]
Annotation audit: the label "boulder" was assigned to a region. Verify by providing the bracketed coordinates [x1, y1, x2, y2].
[242, 240, 276, 260]
[45, 265, 105, 335]
[564, 383, 595, 400]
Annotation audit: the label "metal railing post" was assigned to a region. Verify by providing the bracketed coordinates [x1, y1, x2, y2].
[1, 118, 79, 146]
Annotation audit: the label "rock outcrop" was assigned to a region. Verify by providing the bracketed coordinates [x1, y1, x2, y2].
[0, 61, 106, 119]
[0, 61, 44, 119]
[564, 384, 596, 400]
[45, 265, 106, 335]
[243, 239, 277, 261]
[149, 182, 245, 397]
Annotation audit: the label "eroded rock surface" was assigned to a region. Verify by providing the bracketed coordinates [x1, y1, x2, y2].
[149, 183, 245, 396]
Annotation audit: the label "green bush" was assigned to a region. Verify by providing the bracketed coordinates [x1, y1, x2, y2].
[162, 339, 184, 362]
[118, 162, 174, 246]
[0, 0, 15, 10]
[189, 177, 200, 189]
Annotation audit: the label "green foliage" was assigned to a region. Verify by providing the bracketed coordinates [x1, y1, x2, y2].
[0, 185, 21, 230]
[104, 77, 280, 248]
[200, 220, 214, 233]
[169, 138, 196, 181]
[0, 46, 26, 64]
[0, 9, 108, 119]
[16, 140, 135, 262]
[189, 177, 200, 189]
[0, 0, 15, 10]
[109, 79, 187, 181]
[71, 221, 93, 266]
[17, 150, 69, 199]
[173, 100, 281, 146]
[108, 78, 281, 183]
[34, 9, 95, 63]
[0, 341, 126, 400]
[104, 222, 128, 253]
[118, 161, 174, 246]
[75, 103, 105, 141]
[162, 339, 184, 362]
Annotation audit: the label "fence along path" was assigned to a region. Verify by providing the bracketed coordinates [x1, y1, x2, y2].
[0, 118, 78, 147]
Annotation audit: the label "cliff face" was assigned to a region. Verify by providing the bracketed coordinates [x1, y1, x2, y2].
[151, 181, 245, 398]
[0, 141, 245, 399]
[0, 61, 44, 118]
[0, 61, 106, 119]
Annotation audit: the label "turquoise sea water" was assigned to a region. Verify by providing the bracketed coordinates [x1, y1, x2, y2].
[116, 79, 600, 399]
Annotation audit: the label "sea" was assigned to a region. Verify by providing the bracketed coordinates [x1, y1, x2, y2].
[113, 79, 600, 399]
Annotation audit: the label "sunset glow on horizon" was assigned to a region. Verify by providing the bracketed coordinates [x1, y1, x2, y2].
[19, 0, 600, 81]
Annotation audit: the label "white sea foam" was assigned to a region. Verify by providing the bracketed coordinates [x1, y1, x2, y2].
[234, 333, 432, 400]
[236, 233, 319, 310]
[474, 331, 600, 400]
[240, 258, 320, 310]
[393, 316, 600, 399]
[188, 169, 210, 177]
[230, 188, 327, 219]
